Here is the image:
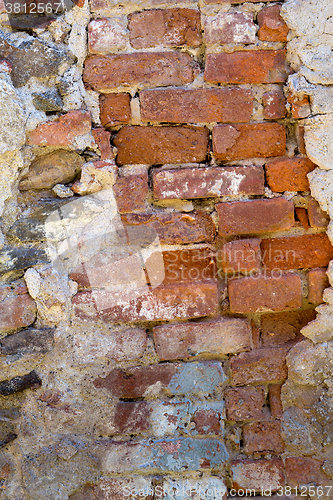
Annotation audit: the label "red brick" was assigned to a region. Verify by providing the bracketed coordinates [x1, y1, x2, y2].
[92, 128, 114, 160]
[217, 238, 261, 275]
[0, 294, 37, 334]
[88, 18, 127, 54]
[113, 174, 148, 213]
[83, 52, 199, 91]
[295, 207, 309, 229]
[225, 386, 266, 421]
[73, 280, 219, 323]
[114, 126, 209, 165]
[140, 88, 253, 124]
[216, 199, 294, 236]
[121, 211, 216, 245]
[162, 247, 216, 284]
[269, 384, 283, 418]
[153, 317, 252, 360]
[231, 459, 285, 491]
[128, 9, 201, 49]
[213, 123, 286, 161]
[204, 50, 288, 84]
[112, 402, 150, 434]
[285, 457, 326, 487]
[243, 421, 284, 454]
[265, 157, 316, 192]
[100, 93, 131, 128]
[193, 409, 221, 435]
[308, 268, 329, 305]
[261, 234, 333, 270]
[27, 110, 91, 147]
[263, 90, 286, 119]
[230, 348, 287, 385]
[260, 309, 316, 347]
[204, 12, 256, 44]
[291, 96, 311, 119]
[228, 273, 302, 314]
[258, 5, 289, 42]
[153, 165, 264, 200]
[308, 198, 329, 228]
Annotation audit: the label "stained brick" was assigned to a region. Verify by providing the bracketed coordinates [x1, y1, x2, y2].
[73, 280, 219, 323]
[113, 174, 148, 213]
[265, 157, 316, 192]
[231, 459, 285, 492]
[128, 9, 201, 49]
[308, 268, 329, 305]
[205, 50, 288, 84]
[308, 198, 330, 228]
[285, 457, 326, 487]
[112, 402, 150, 434]
[0, 294, 37, 334]
[230, 348, 288, 386]
[114, 126, 209, 165]
[140, 88, 253, 124]
[257, 5, 289, 42]
[88, 18, 127, 54]
[216, 199, 294, 236]
[83, 52, 199, 91]
[153, 317, 252, 360]
[213, 123, 286, 161]
[228, 273, 302, 313]
[261, 234, 333, 270]
[263, 90, 286, 119]
[100, 93, 131, 128]
[161, 247, 216, 284]
[243, 421, 284, 454]
[225, 386, 266, 421]
[260, 309, 316, 347]
[204, 12, 256, 44]
[153, 165, 264, 200]
[193, 409, 221, 435]
[217, 238, 261, 275]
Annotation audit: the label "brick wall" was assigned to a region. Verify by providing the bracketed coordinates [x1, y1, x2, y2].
[0, 0, 330, 497]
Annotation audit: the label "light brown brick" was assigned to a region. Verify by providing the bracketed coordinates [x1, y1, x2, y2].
[261, 309, 316, 347]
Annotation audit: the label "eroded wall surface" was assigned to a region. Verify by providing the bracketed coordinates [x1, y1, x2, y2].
[0, 0, 330, 498]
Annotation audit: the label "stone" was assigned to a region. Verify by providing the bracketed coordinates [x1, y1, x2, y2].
[32, 90, 63, 112]
[19, 150, 85, 190]
[282, 407, 323, 455]
[0, 328, 54, 355]
[0, 421, 16, 449]
[0, 246, 48, 276]
[0, 370, 41, 396]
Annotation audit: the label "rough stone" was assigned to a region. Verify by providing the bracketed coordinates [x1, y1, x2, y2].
[0, 246, 48, 276]
[0, 328, 54, 356]
[32, 90, 63, 112]
[0, 370, 41, 396]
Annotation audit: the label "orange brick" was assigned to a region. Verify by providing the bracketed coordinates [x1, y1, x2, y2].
[308, 198, 329, 228]
[308, 268, 329, 305]
[162, 248, 216, 284]
[217, 238, 261, 275]
[263, 90, 286, 120]
[257, 5, 289, 42]
[100, 93, 131, 128]
[261, 234, 333, 270]
[265, 157, 316, 192]
[213, 123, 286, 161]
[216, 199, 294, 236]
[228, 273, 302, 313]
[204, 50, 288, 84]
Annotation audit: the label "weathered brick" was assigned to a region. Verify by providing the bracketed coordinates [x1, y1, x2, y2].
[263, 90, 286, 119]
[94, 362, 225, 398]
[231, 459, 285, 492]
[27, 110, 91, 147]
[162, 478, 227, 499]
[113, 174, 148, 213]
[225, 386, 265, 421]
[230, 348, 287, 386]
[296, 124, 307, 154]
[149, 400, 190, 437]
[258, 5, 289, 42]
[114, 126, 208, 165]
[295, 207, 310, 229]
[243, 421, 284, 454]
[216, 199, 294, 236]
[73, 280, 219, 323]
[88, 18, 127, 54]
[213, 123, 286, 161]
[83, 52, 199, 91]
[308, 268, 329, 305]
[92, 128, 114, 160]
[229, 273, 302, 314]
[70, 478, 154, 500]
[260, 309, 316, 347]
[285, 457, 326, 487]
[105, 327, 147, 361]
[269, 384, 283, 418]
[128, 9, 201, 49]
[308, 198, 330, 228]
[162, 247, 216, 284]
[193, 409, 221, 435]
[121, 211, 216, 245]
[204, 12, 256, 44]
[217, 238, 261, 274]
[265, 157, 316, 192]
[0, 294, 37, 334]
[112, 402, 149, 434]
[100, 93, 131, 128]
[140, 88, 253, 124]
[153, 317, 252, 360]
[153, 165, 264, 200]
[205, 50, 288, 84]
[261, 234, 333, 270]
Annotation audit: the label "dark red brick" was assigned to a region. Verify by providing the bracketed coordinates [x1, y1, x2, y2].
[113, 402, 150, 434]
[285, 457, 326, 487]
[113, 174, 148, 213]
[263, 90, 286, 120]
